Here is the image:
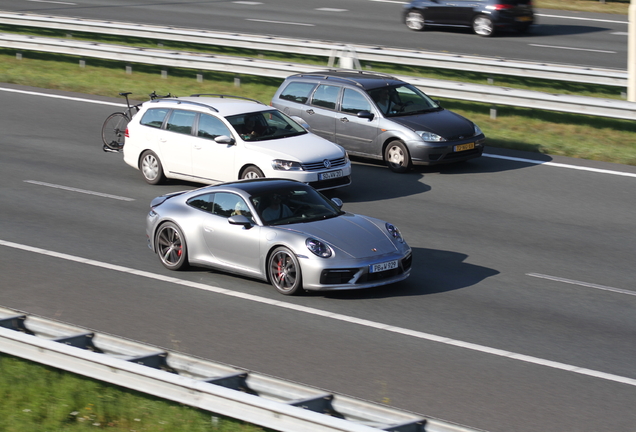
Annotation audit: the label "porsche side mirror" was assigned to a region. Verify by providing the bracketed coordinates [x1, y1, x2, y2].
[228, 214, 253, 228]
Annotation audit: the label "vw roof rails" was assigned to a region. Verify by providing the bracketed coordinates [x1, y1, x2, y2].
[150, 98, 219, 112]
[189, 94, 265, 105]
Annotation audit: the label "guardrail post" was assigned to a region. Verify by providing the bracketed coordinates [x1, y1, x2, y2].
[16, 52, 21, 60]
[197, 73, 203, 83]
[161, 69, 168, 79]
[126, 65, 132, 74]
[79, 59, 85, 68]
[234, 75, 241, 87]
[490, 105, 498, 119]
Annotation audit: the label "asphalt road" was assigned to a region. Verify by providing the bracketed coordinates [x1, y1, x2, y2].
[1, 85, 636, 432]
[0, 0, 629, 69]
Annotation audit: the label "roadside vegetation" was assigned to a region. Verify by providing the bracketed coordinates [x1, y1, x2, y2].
[0, 354, 269, 432]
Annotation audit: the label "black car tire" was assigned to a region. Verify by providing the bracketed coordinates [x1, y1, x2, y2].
[268, 247, 303, 295]
[140, 150, 166, 185]
[473, 15, 494, 36]
[155, 222, 189, 271]
[241, 166, 265, 180]
[385, 141, 411, 173]
[405, 11, 425, 31]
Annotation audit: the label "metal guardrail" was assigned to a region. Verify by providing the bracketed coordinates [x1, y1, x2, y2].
[1, 33, 635, 121]
[0, 305, 483, 432]
[0, 11, 628, 87]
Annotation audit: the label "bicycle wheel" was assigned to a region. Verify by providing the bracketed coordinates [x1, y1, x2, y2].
[102, 112, 130, 151]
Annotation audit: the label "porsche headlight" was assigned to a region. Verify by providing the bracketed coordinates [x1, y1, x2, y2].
[416, 131, 446, 142]
[273, 160, 303, 171]
[306, 238, 332, 258]
[386, 223, 404, 243]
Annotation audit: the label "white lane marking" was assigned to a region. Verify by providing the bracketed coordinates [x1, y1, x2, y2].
[536, 13, 627, 25]
[527, 273, 636, 297]
[0, 87, 126, 108]
[528, 44, 616, 54]
[482, 154, 636, 178]
[246, 19, 315, 27]
[612, 32, 628, 36]
[233, 1, 263, 4]
[3, 87, 634, 180]
[26, 0, 76, 4]
[24, 181, 135, 201]
[2, 238, 636, 388]
[316, 8, 348, 12]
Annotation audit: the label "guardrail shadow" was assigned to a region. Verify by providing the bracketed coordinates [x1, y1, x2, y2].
[320, 246, 499, 300]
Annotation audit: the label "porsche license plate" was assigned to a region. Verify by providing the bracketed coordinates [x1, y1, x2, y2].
[370, 260, 398, 273]
[320, 170, 343, 180]
[454, 142, 475, 152]
[516, 16, 532, 22]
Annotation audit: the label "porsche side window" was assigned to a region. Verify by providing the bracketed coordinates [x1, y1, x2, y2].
[187, 193, 215, 213]
[213, 193, 253, 220]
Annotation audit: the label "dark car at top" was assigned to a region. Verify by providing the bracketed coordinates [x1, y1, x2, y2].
[403, 0, 534, 37]
[271, 70, 485, 173]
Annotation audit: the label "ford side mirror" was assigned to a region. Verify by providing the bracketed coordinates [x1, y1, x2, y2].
[357, 110, 374, 121]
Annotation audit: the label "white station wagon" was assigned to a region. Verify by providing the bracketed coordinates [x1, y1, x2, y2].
[123, 95, 352, 190]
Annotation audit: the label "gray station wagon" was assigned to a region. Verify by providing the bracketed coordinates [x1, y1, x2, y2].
[271, 70, 486, 173]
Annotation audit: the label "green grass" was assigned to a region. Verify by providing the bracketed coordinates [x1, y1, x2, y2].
[0, 353, 269, 432]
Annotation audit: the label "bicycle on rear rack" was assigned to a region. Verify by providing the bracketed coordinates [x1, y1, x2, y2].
[101, 91, 171, 152]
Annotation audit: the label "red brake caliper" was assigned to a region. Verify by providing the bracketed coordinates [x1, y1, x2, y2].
[277, 257, 284, 283]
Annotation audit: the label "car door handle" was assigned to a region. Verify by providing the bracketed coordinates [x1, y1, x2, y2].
[306, 109, 315, 115]
[194, 144, 202, 150]
[339, 117, 349, 123]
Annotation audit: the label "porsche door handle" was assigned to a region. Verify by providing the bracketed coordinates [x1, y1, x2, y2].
[339, 117, 349, 123]
[305, 109, 315, 115]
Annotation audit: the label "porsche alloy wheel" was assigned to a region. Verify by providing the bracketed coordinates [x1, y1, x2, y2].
[156, 222, 188, 270]
[268, 247, 303, 295]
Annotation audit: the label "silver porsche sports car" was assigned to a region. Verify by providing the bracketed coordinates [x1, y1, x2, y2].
[146, 178, 412, 295]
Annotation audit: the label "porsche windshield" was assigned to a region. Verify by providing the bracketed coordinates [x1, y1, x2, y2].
[251, 185, 344, 226]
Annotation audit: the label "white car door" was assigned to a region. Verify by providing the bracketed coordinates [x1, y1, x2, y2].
[191, 113, 237, 183]
[159, 109, 197, 177]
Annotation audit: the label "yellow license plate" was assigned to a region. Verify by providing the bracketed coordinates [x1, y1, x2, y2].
[454, 142, 475, 152]
[517, 16, 532, 22]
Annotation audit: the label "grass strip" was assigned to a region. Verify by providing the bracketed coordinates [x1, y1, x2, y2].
[0, 353, 269, 432]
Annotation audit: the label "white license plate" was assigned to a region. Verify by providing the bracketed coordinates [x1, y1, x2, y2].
[370, 260, 398, 273]
[320, 170, 343, 180]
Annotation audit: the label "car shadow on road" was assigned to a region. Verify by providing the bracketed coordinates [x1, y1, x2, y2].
[331, 149, 553, 203]
[527, 24, 612, 38]
[318, 246, 499, 300]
